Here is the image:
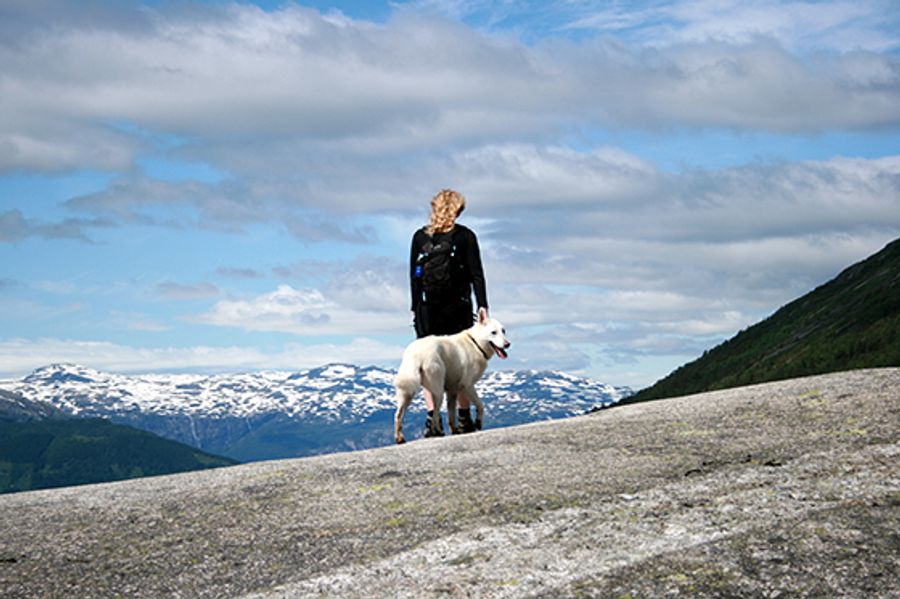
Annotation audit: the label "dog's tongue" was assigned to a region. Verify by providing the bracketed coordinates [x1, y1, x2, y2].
[494, 346, 508, 359]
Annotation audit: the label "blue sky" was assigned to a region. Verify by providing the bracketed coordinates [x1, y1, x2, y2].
[1, 0, 899, 387]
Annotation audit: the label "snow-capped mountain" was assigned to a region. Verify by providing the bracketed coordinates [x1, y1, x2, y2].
[0, 388, 70, 422]
[1, 363, 632, 462]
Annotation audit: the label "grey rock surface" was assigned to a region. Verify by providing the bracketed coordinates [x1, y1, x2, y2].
[1, 368, 898, 598]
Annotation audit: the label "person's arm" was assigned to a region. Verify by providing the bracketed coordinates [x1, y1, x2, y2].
[409, 230, 421, 311]
[466, 230, 488, 311]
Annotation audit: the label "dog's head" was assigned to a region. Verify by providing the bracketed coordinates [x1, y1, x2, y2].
[474, 307, 510, 360]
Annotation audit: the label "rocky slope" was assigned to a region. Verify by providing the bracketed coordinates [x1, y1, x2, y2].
[0, 368, 897, 598]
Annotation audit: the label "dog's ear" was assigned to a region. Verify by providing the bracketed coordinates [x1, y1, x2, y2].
[477, 307, 488, 325]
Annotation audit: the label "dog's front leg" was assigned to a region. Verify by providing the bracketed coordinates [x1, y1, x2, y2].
[463, 386, 484, 430]
[422, 378, 446, 437]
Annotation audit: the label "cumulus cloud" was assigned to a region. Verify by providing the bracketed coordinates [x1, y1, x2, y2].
[3, 1, 897, 247]
[195, 282, 408, 336]
[1, 2, 898, 175]
[194, 253, 410, 335]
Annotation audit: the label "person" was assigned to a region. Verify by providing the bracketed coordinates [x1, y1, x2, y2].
[409, 188, 489, 437]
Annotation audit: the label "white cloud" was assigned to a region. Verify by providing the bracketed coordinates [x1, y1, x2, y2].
[51, 143, 899, 365]
[0, 125, 137, 173]
[494, 0, 900, 53]
[0, 337, 406, 378]
[652, 0, 897, 52]
[194, 283, 408, 335]
[2, 2, 899, 174]
[481, 152, 900, 247]
[2, 1, 899, 388]
[55, 143, 900, 241]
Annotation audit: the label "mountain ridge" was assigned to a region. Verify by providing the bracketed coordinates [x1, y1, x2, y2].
[1, 363, 632, 462]
[630, 237, 900, 402]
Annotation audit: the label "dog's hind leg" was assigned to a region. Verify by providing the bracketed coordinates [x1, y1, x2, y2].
[394, 369, 419, 444]
[394, 387, 414, 444]
[420, 366, 446, 436]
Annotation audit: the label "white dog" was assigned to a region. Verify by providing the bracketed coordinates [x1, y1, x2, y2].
[394, 308, 510, 444]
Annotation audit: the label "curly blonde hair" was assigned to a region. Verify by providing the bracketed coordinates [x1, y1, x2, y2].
[426, 188, 466, 234]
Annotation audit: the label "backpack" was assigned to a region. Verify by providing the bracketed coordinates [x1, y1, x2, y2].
[416, 230, 458, 301]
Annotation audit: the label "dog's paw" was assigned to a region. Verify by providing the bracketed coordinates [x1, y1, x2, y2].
[475, 419, 483, 431]
[395, 435, 406, 444]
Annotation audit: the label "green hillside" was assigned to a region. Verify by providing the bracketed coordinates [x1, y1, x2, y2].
[630, 237, 900, 402]
[0, 417, 237, 494]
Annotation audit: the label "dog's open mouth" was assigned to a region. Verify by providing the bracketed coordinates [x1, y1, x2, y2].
[492, 344, 509, 359]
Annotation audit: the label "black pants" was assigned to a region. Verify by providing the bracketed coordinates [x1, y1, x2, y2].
[414, 300, 473, 338]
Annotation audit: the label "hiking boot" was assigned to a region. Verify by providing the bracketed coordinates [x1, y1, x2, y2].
[457, 409, 477, 434]
[423, 414, 444, 438]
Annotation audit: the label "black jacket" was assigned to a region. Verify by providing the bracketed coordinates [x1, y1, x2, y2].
[409, 224, 488, 311]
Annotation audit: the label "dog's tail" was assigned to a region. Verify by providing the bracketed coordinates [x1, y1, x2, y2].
[394, 349, 422, 398]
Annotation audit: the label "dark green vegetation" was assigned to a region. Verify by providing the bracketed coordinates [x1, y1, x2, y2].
[630, 237, 900, 402]
[0, 417, 237, 494]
